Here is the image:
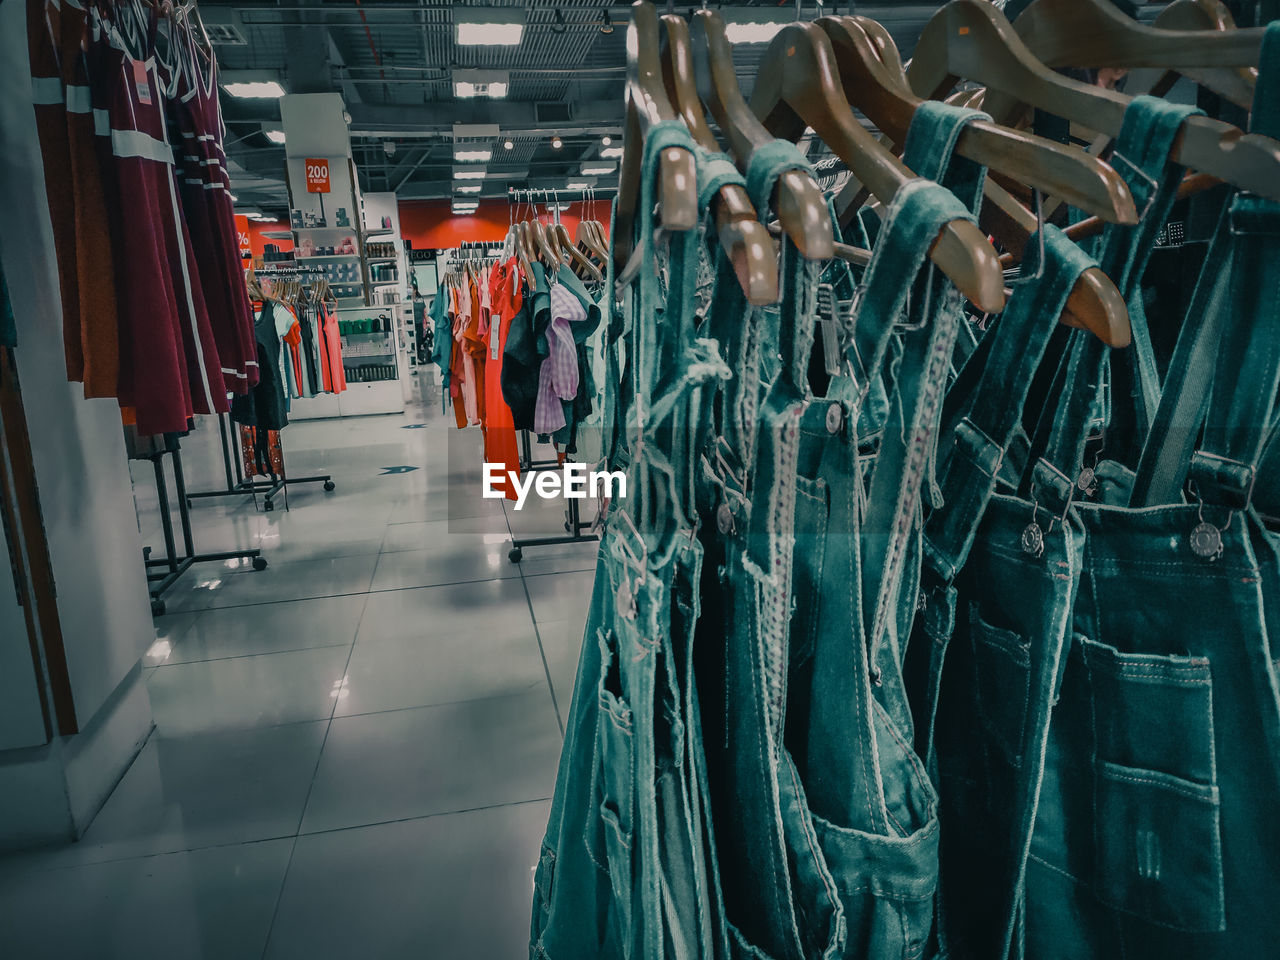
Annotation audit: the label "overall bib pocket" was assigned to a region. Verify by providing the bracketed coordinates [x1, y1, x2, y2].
[969, 605, 1032, 768]
[1081, 638, 1225, 933]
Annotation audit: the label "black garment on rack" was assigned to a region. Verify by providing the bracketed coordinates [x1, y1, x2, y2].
[230, 301, 288, 432]
[298, 305, 320, 394]
[501, 269, 545, 431]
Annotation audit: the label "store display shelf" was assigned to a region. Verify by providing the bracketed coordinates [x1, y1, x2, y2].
[295, 226, 362, 234]
[366, 257, 397, 264]
[295, 254, 360, 261]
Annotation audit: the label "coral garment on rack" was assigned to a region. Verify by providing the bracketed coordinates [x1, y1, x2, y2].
[483, 257, 523, 501]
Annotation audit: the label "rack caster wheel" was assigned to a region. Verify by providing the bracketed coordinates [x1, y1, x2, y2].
[263, 499, 275, 512]
[508, 547, 523, 564]
[323, 480, 336, 492]
[252, 557, 268, 572]
[151, 599, 166, 617]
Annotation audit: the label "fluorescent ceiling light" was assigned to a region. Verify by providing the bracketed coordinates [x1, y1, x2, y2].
[453, 69, 510, 99]
[456, 22, 523, 45]
[454, 149, 492, 162]
[456, 184, 482, 194]
[264, 130, 286, 144]
[580, 164, 615, 176]
[724, 22, 786, 44]
[452, 204, 479, 215]
[600, 145, 624, 159]
[454, 80, 509, 98]
[565, 181, 592, 190]
[222, 80, 286, 98]
[453, 169, 486, 180]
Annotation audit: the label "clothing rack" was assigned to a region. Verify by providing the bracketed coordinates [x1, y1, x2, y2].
[508, 429, 599, 563]
[137, 437, 267, 617]
[186, 411, 336, 512]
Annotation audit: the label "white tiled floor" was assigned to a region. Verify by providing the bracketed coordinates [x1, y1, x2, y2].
[0, 373, 595, 959]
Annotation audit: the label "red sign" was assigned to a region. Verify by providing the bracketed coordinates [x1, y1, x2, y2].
[305, 158, 331, 193]
[234, 215, 253, 259]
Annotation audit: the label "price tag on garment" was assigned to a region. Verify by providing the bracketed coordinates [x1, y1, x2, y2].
[491, 313, 501, 359]
[132, 59, 152, 105]
[234, 215, 253, 259]
[305, 158, 331, 193]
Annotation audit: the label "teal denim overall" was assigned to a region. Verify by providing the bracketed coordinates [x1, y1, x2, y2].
[694, 111, 984, 958]
[532, 120, 716, 960]
[1025, 25, 1280, 959]
[695, 139, 848, 960]
[913, 229, 1096, 960]
[789, 102, 997, 960]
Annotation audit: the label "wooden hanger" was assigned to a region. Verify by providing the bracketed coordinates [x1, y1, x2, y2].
[614, 1, 699, 274]
[1012, 0, 1261, 110]
[751, 21, 1006, 313]
[556, 221, 603, 280]
[819, 17, 1136, 223]
[575, 220, 609, 266]
[823, 16, 1129, 345]
[688, 8, 834, 261]
[659, 13, 778, 306]
[1122, 0, 1257, 110]
[908, 0, 1280, 202]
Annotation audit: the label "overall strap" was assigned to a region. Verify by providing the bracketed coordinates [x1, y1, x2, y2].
[703, 140, 820, 485]
[859, 103, 987, 673]
[1131, 22, 1280, 511]
[924, 229, 1096, 583]
[618, 120, 699, 529]
[1026, 96, 1200, 508]
[1098, 95, 1201, 443]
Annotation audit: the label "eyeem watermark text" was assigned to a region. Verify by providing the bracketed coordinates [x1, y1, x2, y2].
[483, 463, 626, 510]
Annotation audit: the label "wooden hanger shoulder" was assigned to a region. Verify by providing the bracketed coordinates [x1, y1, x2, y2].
[752, 21, 1005, 313]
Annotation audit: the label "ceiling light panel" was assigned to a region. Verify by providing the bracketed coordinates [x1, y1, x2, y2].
[580, 164, 615, 176]
[600, 146, 624, 159]
[453, 70, 511, 100]
[456, 184, 482, 194]
[264, 130, 286, 144]
[455, 8, 525, 46]
[455, 149, 492, 162]
[222, 80, 285, 98]
[453, 169, 486, 180]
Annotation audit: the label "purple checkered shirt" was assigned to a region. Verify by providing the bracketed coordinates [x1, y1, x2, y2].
[534, 280, 585, 434]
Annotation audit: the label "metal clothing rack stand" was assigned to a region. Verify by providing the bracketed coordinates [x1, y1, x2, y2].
[186, 412, 336, 512]
[508, 429, 599, 564]
[139, 439, 267, 617]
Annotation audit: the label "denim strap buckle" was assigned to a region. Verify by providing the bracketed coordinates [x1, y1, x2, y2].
[1187, 451, 1257, 511]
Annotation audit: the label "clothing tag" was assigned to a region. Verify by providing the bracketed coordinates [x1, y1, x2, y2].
[132, 59, 152, 105]
[1152, 220, 1186, 249]
[815, 283, 842, 377]
[490, 313, 501, 359]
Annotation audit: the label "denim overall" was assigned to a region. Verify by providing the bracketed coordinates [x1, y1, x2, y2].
[1024, 27, 1280, 960]
[694, 107, 985, 958]
[532, 120, 723, 960]
[913, 230, 1097, 960]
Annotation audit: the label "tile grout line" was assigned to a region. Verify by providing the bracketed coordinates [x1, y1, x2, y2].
[259, 584, 372, 960]
[506, 500, 566, 737]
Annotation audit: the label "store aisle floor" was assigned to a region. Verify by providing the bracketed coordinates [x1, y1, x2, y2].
[0, 380, 598, 959]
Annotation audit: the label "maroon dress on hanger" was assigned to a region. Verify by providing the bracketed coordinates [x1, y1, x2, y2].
[166, 22, 257, 393]
[61, 0, 121, 398]
[96, 4, 228, 433]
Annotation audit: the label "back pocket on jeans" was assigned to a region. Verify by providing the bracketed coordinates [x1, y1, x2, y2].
[1082, 638, 1225, 932]
[592, 628, 636, 945]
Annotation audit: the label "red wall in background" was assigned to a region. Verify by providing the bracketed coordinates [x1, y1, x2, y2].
[397, 199, 610, 251]
[235, 215, 295, 259]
